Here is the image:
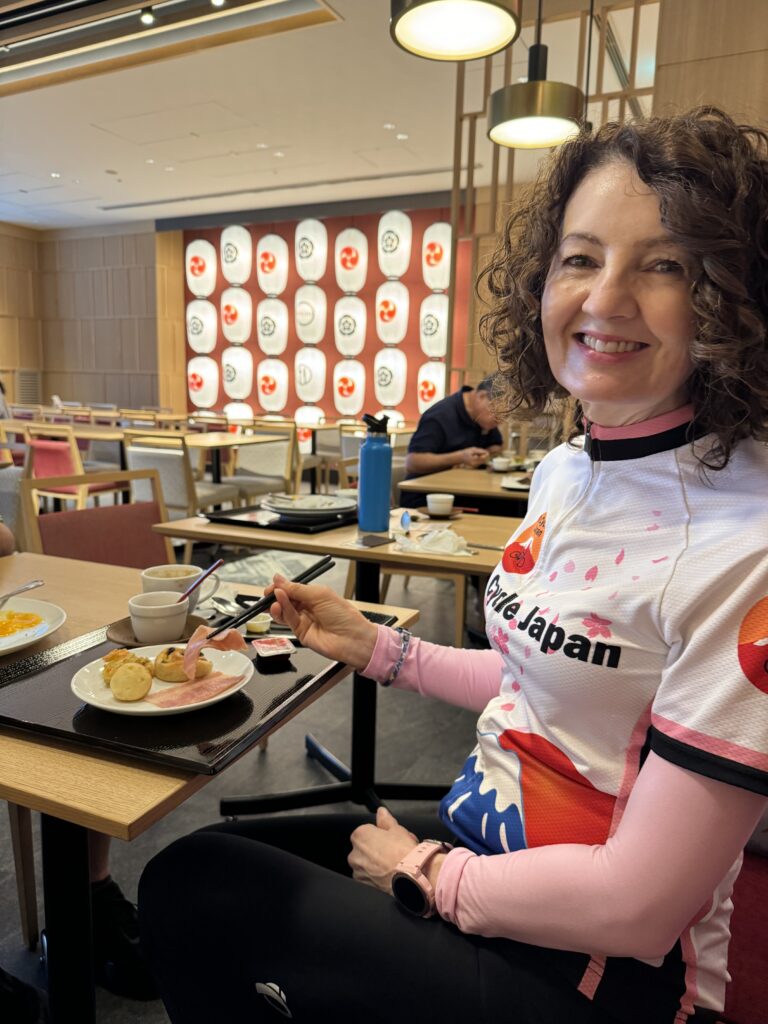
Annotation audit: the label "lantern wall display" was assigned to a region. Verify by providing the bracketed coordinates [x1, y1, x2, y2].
[184, 208, 471, 420]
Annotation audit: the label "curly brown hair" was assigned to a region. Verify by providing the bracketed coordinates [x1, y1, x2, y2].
[479, 106, 768, 468]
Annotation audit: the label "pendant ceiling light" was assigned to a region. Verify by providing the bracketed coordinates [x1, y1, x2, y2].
[488, 0, 583, 149]
[390, 0, 520, 62]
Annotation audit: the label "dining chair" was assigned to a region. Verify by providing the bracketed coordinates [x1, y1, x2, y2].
[9, 404, 42, 420]
[221, 425, 295, 503]
[313, 425, 341, 492]
[22, 424, 124, 509]
[0, 423, 26, 467]
[124, 432, 239, 562]
[0, 464, 27, 548]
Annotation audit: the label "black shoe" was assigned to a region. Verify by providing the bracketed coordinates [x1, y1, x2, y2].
[91, 877, 158, 1000]
[0, 967, 47, 1024]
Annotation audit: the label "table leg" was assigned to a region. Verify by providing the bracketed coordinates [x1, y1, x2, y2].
[210, 448, 222, 485]
[41, 814, 95, 1024]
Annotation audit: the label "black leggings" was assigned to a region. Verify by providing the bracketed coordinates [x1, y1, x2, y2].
[138, 812, 611, 1024]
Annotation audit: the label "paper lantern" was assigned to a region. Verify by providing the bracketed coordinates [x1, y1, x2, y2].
[256, 298, 288, 355]
[295, 403, 325, 454]
[185, 239, 217, 297]
[374, 347, 407, 407]
[294, 346, 327, 403]
[378, 210, 412, 279]
[256, 358, 289, 412]
[294, 285, 327, 345]
[186, 299, 217, 354]
[224, 401, 255, 421]
[187, 355, 219, 409]
[220, 225, 252, 286]
[222, 346, 253, 400]
[333, 296, 367, 356]
[419, 292, 449, 357]
[422, 222, 452, 291]
[334, 227, 368, 293]
[417, 360, 446, 414]
[220, 287, 252, 344]
[333, 359, 365, 416]
[375, 281, 409, 345]
[376, 408, 405, 427]
[256, 233, 289, 296]
[295, 219, 328, 283]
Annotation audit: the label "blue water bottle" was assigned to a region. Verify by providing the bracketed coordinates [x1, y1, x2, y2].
[358, 413, 392, 533]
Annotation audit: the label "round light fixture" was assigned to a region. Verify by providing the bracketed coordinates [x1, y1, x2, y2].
[390, 0, 520, 61]
[139, 7, 155, 26]
[489, 78, 583, 148]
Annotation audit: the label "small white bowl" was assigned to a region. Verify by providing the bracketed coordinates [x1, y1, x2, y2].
[246, 612, 272, 635]
[491, 457, 511, 472]
[128, 591, 189, 645]
[426, 492, 455, 516]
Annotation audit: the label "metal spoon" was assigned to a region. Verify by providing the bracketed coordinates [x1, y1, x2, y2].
[0, 579, 44, 611]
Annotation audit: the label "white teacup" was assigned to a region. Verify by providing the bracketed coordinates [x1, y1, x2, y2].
[426, 492, 455, 516]
[141, 564, 219, 612]
[128, 592, 189, 645]
[491, 456, 511, 472]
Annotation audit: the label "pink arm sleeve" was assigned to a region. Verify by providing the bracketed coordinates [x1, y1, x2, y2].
[362, 625, 504, 713]
[436, 751, 767, 959]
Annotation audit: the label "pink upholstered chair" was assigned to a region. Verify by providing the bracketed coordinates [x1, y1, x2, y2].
[23, 424, 123, 509]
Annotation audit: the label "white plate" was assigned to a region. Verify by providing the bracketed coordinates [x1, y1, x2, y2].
[71, 644, 254, 716]
[0, 598, 67, 656]
[261, 494, 357, 517]
[500, 475, 532, 491]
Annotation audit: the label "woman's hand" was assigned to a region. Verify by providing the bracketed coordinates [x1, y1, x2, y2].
[267, 575, 378, 670]
[348, 807, 419, 894]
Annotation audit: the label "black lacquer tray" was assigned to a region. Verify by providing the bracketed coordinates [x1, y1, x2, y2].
[0, 612, 394, 774]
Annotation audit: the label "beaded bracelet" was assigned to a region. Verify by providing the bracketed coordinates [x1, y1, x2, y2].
[382, 627, 412, 687]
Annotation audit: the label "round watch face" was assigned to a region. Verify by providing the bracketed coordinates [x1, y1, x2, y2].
[392, 872, 429, 917]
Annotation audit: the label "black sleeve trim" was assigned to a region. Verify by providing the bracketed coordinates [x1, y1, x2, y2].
[650, 726, 768, 797]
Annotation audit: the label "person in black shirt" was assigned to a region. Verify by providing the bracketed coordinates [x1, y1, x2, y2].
[401, 377, 503, 506]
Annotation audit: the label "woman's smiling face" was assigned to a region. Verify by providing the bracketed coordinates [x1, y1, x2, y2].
[541, 160, 695, 426]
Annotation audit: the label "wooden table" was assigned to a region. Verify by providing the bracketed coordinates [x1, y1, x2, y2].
[152, 509, 519, 818]
[399, 466, 531, 513]
[0, 552, 417, 1023]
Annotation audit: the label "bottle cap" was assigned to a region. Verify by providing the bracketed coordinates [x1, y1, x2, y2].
[362, 412, 389, 434]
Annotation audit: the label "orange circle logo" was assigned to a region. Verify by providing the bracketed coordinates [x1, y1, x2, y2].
[419, 379, 436, 402]
[340, 246, 359, 270]
[189, 255, 206, 277]
[337, 376, 355, 397]
[738, 597, 768, 694]
[297, 428, 312, 442]
[378, 300, 396, 323]
[260, 251, 276, 273]
[425, 241, 443, 267]
[222, 303, 238, 325]
[188, 372, 203, 392]
[260, 375, 277, 395]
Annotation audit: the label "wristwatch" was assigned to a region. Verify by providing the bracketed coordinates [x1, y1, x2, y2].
[391, 839, 453, 918]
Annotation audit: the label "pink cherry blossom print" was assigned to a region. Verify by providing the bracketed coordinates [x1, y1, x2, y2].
[549, 571, 558, 582]
[524, 646, 531, 658]
[491, 626, 510, 653]
[584, 565, 598, 582]
[511, 681, 521, 691]
[609, 591, 618, 600]
[646, 524, 659, 532]
[651, 556, 669, 564]
[551, 613, 559, 625]
[582, 612, 613, 639]
[564, 560, 575, 573]
[500, 702, 516, 712]
[652, 510, 662, 516]
[615, 549, 625, 565]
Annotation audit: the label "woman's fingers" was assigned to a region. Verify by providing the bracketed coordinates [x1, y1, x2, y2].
[273, 588, 301, 631]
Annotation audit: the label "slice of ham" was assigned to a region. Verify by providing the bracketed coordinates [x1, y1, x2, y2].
[182, 625, 247, 681]
[146, 671, 245, 709]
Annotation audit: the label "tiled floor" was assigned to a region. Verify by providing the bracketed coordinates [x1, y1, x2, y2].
[0, 554, 485, 1023]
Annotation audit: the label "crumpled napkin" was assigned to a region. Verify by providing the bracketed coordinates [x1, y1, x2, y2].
[394, 527, 473, 556]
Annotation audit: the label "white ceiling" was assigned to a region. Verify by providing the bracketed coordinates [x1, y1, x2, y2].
[0, 0, 658, 231]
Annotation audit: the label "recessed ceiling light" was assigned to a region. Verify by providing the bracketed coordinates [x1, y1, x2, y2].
[395, 132, 409, 141]
[140, 7, 155, 26]
[383, 122, 396, 130]
[256, 142, 269, 150]
[164, 165, 175, 172]
[211, 0, 225, 6]
[274, 151, 285, 158]
[145, 158, 155, 164]
[72, 178, 80, 184]
[50, 171, 61, 179]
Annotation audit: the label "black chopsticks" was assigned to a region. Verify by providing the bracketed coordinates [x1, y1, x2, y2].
[207, 555, 335, 639]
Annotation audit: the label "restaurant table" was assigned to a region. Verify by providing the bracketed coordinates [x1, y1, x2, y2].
[2, 419, 283, 483]
[152, 509, 519, 816]
[399, 465, 531, 514]
[0, 552, 417, 1024]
